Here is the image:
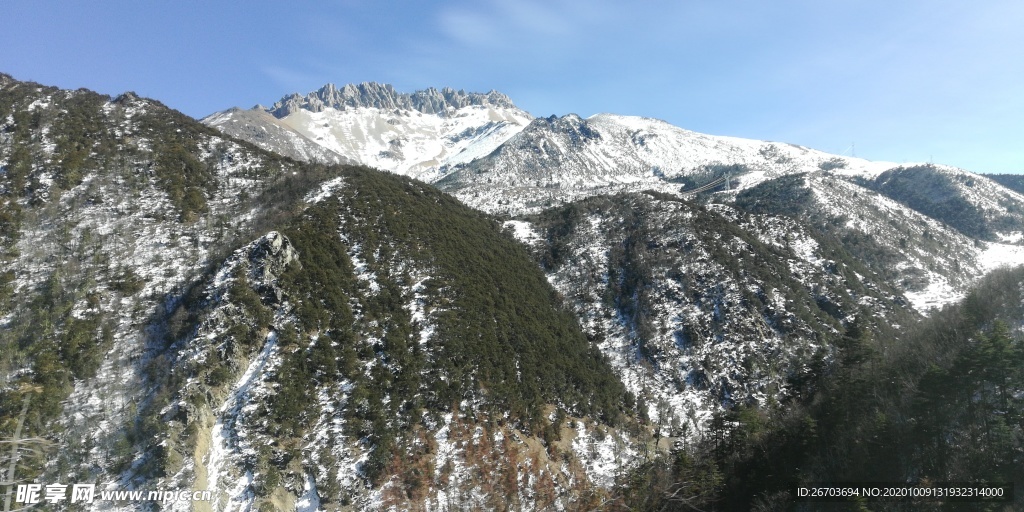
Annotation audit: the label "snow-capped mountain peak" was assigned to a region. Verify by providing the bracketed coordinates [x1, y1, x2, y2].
[205, 82, 533, 180]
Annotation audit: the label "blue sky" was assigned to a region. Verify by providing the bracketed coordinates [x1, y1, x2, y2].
[3, 0, 1022, 173]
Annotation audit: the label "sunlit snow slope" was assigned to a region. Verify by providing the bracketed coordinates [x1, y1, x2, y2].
[204, 82, 533, 182]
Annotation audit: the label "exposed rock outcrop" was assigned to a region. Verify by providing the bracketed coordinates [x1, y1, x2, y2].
[267, 81, 517, 117]
[244, 231, 300, 305]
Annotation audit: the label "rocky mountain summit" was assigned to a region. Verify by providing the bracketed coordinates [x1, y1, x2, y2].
[267, 82, 517, 118]
[205, 83, 532, 179]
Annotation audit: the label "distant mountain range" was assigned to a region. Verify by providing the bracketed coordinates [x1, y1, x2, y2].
[206, 82, 1024, 309]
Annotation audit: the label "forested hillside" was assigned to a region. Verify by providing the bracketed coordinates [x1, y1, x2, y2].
[0, 75, 638, 510]
[985, 173, 1024, 196]
[615, 265, 1024, 510]
[0, 74, 302, 484]
[515, 191, 915, 436]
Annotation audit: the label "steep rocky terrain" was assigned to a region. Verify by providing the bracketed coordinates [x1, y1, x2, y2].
[2, 75, 1023, 510]
[0, 73, 320, 507]
[509, 193, 914, 435]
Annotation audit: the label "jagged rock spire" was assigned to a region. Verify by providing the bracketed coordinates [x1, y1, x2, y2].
[267, 81, 516, 118]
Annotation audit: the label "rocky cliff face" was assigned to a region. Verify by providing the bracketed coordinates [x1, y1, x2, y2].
[169, 231, 300, 511]
[267, 82, 517, 117]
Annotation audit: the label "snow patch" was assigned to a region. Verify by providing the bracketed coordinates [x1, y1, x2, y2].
[307, 176, 345, 203]
[979, 242, 1024, 273]
[903, 275, 959, 314]
[207, 332, 279, 511]
[295, 473, 321, 512]
[502, 220, 542, 245]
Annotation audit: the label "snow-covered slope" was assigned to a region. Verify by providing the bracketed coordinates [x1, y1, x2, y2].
[433, 110, 1024, 312]
[270, 102, 531, 181]
[206, 84, 1024, 237]
[0, 77, 321, 506]
[203, 82, 533, 181]
[864, 163, 1024, 242]
[439, 113, 895, 214]
[201, 107, 351, 165]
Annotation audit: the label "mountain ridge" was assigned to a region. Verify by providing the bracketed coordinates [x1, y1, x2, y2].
[205, 82, 534, 180]
[205, 82, 1024, 316]
[267, 81, 518, 118]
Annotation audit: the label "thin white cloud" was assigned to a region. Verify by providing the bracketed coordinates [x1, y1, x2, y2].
[436, 0, 607, 50]
[260, 65, 323, 95]
[493, 0, 572, 37]
[438, 8, 499, 47]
